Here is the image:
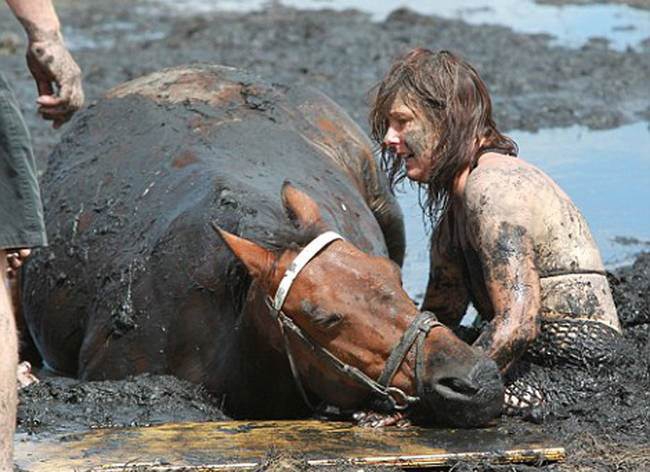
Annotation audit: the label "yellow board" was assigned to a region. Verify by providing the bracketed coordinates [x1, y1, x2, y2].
[15, 420, 565, 471]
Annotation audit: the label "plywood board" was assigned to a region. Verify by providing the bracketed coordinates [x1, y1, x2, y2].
[15, 420, 565, 471]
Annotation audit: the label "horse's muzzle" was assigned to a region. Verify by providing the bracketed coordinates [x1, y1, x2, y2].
[422, 358, 504, 427]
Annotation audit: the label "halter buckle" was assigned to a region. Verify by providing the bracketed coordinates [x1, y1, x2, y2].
[385, 386, 418, 411]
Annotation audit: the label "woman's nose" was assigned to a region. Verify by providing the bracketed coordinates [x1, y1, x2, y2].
[383, 127, 400, 147]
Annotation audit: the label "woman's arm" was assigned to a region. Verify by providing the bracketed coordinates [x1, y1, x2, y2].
[421, 216, 470, 326]
[464, 167, 542, 373]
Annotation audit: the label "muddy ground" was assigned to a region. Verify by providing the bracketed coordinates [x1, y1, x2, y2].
[2, 0, 649, 470]
[14, 254, 650, 471]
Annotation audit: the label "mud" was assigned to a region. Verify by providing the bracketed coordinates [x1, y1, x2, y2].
[17, 374, 228, 435]
[15, 253, 650, 471]
[2, 0, 649, 470]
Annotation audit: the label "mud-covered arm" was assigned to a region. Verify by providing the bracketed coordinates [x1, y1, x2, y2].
[6, 0, 83, 128]
[362, 155, 405, 267]
[464, 175, 541, 373]
[421, 216, 470, 326]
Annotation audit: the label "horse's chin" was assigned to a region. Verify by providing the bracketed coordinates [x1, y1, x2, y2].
[421, 358, 504, 427]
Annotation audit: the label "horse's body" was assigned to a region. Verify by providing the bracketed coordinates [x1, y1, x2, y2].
[23, 65, 502, 424]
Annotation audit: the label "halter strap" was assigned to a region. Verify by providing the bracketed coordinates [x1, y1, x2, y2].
[272, 231, 343, 312]
[377, 311, 442, 387]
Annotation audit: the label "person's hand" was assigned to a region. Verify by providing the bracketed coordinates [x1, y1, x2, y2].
[26, 32, 83, 128]
[6, 248, 31, 279]
[352, 410, 411, 428]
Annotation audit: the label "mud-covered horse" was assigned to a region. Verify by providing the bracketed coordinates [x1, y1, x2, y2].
[22, 65, 502, 426]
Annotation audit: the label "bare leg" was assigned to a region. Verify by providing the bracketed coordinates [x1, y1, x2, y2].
[0, 250, 18, 472]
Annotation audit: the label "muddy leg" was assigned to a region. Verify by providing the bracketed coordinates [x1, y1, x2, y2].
[0, 250, 18, 472]
[6, 251, 41, 367]
[503, 363, 546, 422]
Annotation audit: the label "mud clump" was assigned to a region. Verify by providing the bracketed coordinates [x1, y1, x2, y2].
[17, 374, 228, 435]
[608, 252, 650, 327]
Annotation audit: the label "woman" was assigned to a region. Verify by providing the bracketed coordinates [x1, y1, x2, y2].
[369, 48, 621, 418]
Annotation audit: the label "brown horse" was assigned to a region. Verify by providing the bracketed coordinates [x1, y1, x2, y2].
[22, 65, 502, 426]
[212, 184, 503, 426]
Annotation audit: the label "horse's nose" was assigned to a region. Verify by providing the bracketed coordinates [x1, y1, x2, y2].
[425, 358, 504, 427]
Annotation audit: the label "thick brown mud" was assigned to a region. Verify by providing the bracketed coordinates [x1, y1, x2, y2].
[2, 1, 649, 470]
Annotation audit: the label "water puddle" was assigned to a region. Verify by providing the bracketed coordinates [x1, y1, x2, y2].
[399, 122, 650, 300]
[62, 23, 166, 51]
[147, 0, 650, 50]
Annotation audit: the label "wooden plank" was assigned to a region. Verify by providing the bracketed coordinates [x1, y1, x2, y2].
[14, 420, 565, 471]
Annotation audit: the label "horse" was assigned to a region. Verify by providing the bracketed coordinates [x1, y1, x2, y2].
[22, 65, 503, 426]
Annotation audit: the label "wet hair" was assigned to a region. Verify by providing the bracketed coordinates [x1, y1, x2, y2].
[369, 48, 518, 220]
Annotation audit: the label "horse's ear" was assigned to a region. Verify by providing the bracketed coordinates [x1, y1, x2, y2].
[211, 222, 274, 280]
[281, 182, 325, 229]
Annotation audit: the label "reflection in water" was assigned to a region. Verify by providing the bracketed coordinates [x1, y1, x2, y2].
[399, 122, 650, 302]
[150, 0, 650, 51]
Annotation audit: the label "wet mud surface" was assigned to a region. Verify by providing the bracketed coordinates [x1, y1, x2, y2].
[2, 0, 649, 470]
[16, 254, 650, 471]
[18, 374, 228, 435]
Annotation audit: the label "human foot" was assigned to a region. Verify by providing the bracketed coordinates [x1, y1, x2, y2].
[17, 361, 38, 389]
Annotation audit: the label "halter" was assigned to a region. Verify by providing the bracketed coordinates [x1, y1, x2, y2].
[267, 231, 443, 412]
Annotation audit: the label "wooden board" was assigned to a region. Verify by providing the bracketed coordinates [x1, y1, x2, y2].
[15, 420, 565, 471]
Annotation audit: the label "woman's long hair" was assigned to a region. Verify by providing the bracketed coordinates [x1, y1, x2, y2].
[369, 48, 518, 221]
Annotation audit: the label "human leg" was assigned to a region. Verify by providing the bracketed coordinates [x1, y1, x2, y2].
[0, 252, 17, 472]
[503, 319, 622, 420]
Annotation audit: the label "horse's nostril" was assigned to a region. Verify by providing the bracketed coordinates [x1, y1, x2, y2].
[422, 359, 504, 427]
[437, 377, 480, 398]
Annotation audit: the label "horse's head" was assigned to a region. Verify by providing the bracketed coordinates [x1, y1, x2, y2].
[214, 183, 503, 427]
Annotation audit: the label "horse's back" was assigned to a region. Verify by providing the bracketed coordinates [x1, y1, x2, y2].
[23, 65, 399, 382]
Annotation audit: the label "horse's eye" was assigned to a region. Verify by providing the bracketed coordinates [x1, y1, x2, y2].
[301, 300, 344, 330]
[312, 310, 343, 329]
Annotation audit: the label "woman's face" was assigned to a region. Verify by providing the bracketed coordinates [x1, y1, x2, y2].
[382, 95, 438, 183]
